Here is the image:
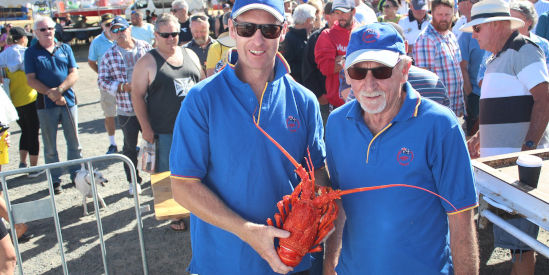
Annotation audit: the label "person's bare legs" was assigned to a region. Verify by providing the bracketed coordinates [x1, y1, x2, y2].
[0, 192, 27, 238]
[510, 251, 536, 275]
[0, 233, 16, 275]
[18, 150, 28, 166]
[105, 117, 116, 137]
[29, 154, 38, 167]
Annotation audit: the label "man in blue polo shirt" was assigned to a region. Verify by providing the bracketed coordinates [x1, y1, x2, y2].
[169, 0, 327, 274]
[323, 23, 479, 274]
[25, 16, 80, 194]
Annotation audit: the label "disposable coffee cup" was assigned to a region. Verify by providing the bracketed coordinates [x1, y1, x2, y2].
[516, 154, 543, 188]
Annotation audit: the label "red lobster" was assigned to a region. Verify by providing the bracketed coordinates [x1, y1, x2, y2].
[254, 120, 457, 267]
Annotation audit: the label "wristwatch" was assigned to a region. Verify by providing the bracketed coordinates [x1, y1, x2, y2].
[523, 140, 537, 150]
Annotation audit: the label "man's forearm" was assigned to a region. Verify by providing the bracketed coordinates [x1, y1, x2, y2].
[525, 98, 549, 147]
[323, 200, 345, 274]
[27, 76, 53, 95]
[58, 70, 79, 92]
[449, 209, 479, 275]
[171, 177, 249, 238]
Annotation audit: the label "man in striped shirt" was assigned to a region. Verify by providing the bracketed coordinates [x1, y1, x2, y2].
[414, 0, 465, 117]
[462, 0, 549, 274]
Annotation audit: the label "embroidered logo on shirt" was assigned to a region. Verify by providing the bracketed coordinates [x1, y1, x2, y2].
[397, 147, 414, 166]
[362, 29, 380, 44]
[286, 116, 300, 132]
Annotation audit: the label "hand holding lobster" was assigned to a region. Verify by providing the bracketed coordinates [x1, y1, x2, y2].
[254, 119, 457, 268]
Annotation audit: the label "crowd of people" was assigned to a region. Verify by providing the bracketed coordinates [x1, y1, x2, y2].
[0, 0, 548, 273]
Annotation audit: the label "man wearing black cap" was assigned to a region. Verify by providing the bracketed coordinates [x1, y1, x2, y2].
[89, 13, 118, 155]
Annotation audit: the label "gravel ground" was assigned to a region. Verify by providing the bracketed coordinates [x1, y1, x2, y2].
[1, 44, 548, 274]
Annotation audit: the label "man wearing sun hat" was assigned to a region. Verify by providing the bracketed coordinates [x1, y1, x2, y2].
[169, 0, 328, 274]
[323, 22, 479, 274]
[461, 0, 549, 273]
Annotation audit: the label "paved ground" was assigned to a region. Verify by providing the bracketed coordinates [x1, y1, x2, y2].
[1, 44, 549, 274]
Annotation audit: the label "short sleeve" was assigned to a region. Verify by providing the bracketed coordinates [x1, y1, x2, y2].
[206, 42, 222, 69]
[64, 44, 78, 69]
[169, 87, 210, 178]
[429, 121, 478, 213]
[24, 48, 35, 74]
[516, 44, 549, 90]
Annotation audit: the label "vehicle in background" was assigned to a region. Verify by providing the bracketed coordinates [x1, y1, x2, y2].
[124, 0, 206, 19]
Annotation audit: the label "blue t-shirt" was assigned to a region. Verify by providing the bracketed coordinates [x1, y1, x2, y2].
[326, 83, 478, 274]
[24, 42, 78, 109]
[88, 32, 115, 64]
[169, 52, 326, 275]
[459, 32, 486, 96]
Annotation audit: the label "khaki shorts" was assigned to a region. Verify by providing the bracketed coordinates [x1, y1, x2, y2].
[100, 89, 117, 118]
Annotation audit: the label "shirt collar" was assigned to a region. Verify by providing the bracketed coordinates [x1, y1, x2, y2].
[495, 31, 520, 58]
[346, 82, 422, 123]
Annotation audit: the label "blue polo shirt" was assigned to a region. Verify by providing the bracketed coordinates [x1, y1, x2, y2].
[24, 42, 78, 109]
[459, 32, 486, 96]
[88, 32, 115, 64]
[326, 83, 478, 274]
[170, 52, 325, 275]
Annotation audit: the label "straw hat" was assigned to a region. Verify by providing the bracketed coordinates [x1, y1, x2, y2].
[217, 31, 236, 47]
[460, 0, 524, 33]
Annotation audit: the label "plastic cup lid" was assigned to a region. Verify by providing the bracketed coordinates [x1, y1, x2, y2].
[516, 154, 543, 168]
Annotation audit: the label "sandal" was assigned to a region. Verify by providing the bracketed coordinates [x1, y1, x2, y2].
[169, 219, 187, 231]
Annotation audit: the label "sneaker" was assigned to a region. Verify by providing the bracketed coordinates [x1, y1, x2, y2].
[53, 185, 62, 195]
[27, 169, 45, 178]
[129, 183, 142, 195]
[19, 163, 27, 169]
[106, 145, 117, 154]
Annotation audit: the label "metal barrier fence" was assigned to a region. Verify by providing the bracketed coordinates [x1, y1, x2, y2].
[0, 154, 148, 275]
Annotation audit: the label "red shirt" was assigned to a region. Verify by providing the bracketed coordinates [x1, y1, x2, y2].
[314, 22, 352, 107]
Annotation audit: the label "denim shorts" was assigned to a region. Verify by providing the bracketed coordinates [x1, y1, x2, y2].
[493, 217, 539, 251]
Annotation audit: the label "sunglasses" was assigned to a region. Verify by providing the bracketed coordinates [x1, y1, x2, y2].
[39, 27, 54, 32]
[383, 4, 393, 8]
[233, 21, 283, 39]
[473, 25, 481, 33]
[157, 32, 179, 38]
[111, 27, 127, 33]
[190, 15, 208, 22]
[103, 23, 111, 28]
[347, 65, 395, 80]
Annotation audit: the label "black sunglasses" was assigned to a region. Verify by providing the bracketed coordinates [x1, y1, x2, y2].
[157, 32, 179, 38]
[111, 27, 127, 33]
[104, 23, 111, 28]
[347, 66, 395, 80]
[39, 27, 54, 32]
[233, 21, 283, 39]
[473, 25, 481, 33]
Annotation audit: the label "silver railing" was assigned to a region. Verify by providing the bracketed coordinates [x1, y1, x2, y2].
[0, 154, 148, 275]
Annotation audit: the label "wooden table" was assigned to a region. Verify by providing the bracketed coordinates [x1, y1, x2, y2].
[150, 171, 190, 220]
[472, 149, 549, 257]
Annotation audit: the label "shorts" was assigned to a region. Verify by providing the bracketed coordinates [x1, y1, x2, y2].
[100, 89, 117, 118]
[493, 217, 539, 251]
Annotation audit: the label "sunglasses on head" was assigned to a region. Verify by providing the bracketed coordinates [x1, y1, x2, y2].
[111, 27, 127, 33]
[347, 65, 395, 80]
[157, 32, 179, 38]
[39, 27, 54, 32]
[233, 21, 283, 39]
[191, 15, 208, 22]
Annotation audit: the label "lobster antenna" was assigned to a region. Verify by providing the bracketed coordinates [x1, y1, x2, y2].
[338, 184, 457, 211]
[253, 116, 300, 168]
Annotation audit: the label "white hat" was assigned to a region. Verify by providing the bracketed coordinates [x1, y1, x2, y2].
[460, 0, 524, 32]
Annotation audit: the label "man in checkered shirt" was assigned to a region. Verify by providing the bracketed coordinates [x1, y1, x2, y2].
[98, 16, 152, 193]
[414, 0, 466, 117]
